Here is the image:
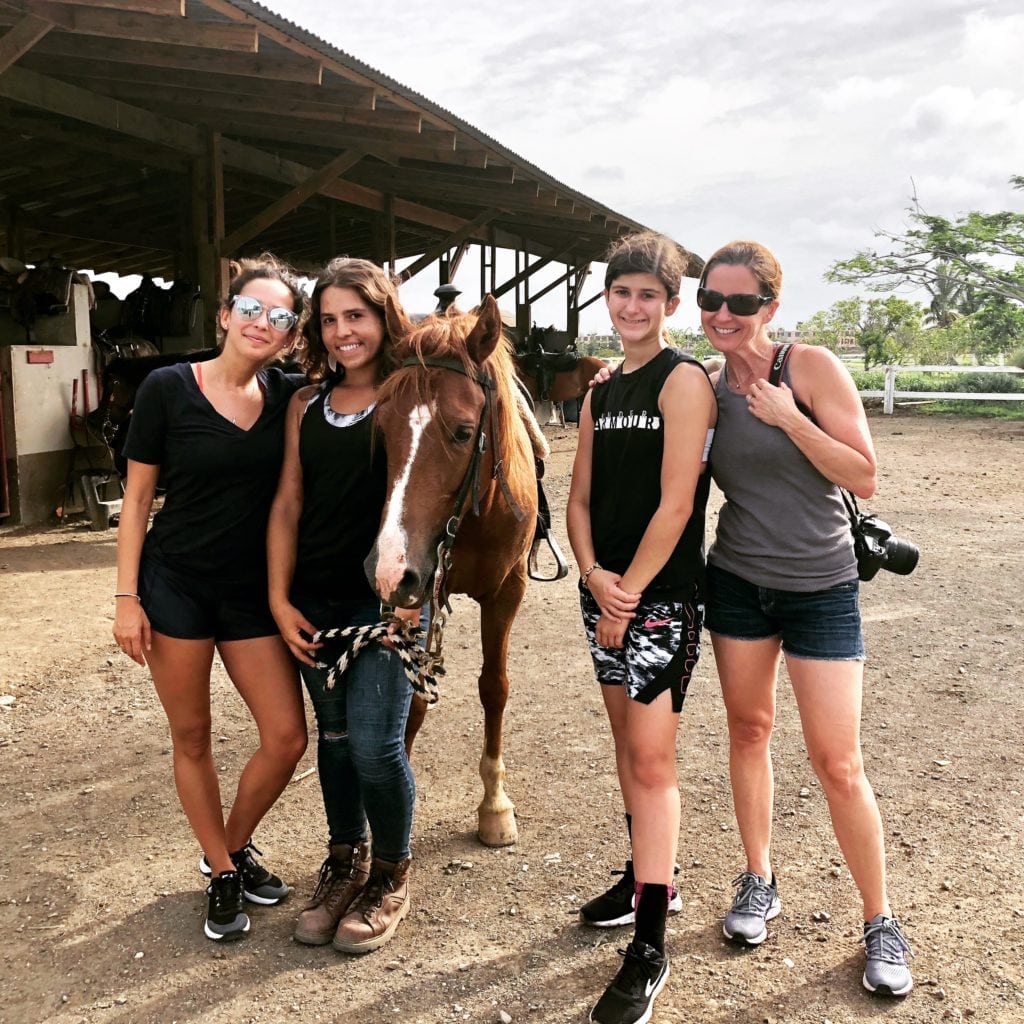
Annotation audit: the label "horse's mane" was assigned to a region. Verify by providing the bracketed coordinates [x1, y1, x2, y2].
[377, 307, 535, 500]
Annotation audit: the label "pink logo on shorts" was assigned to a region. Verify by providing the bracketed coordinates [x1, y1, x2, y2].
[643, 617, 673, 629]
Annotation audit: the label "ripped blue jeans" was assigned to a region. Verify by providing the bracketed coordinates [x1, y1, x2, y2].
[295, 596, 415, 863]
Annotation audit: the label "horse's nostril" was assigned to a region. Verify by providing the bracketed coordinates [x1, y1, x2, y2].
[399, 569, 422, 598]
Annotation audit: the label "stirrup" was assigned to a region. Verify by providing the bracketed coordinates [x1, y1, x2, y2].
[528, 531, 569, 582]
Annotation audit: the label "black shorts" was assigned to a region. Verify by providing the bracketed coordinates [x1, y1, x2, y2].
[579, 582, 704, 713]
[139, 553, 278, 642]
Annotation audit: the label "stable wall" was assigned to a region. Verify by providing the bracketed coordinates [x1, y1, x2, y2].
[0, 284, 103, 525]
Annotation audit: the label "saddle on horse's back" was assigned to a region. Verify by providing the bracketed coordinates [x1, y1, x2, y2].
[519, 325, 581, 400]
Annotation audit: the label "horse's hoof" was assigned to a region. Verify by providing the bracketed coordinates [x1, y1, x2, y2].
[478, 810, 518, 847]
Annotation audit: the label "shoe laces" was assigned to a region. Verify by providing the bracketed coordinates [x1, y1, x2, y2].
[351, 868, 388, 919]
[208, 871, 242, 914]
[232, 842, 269, 882]
[605, 867, 634, 898]
[862, 917, 914, 964]
[611, 941, 663, 991]
[730, 871, 774, 915]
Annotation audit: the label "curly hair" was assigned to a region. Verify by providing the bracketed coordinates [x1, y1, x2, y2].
[699, 240, 783, 300]
[299, 257, 406, 383]
[603, 230, 690, 299]
[216, 253, 308, 350]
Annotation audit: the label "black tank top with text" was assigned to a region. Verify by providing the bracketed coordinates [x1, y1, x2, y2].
[589, 347, 711, 600]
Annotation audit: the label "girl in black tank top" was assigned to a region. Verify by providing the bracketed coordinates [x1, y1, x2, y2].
[566, 231, 717, 1023]
[267, 259, 420, 953]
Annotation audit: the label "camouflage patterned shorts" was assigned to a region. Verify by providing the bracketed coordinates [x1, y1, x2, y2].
[579, 583, 704, 713]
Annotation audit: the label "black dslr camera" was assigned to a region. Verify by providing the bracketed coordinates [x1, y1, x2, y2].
[851, 510, 920, 582]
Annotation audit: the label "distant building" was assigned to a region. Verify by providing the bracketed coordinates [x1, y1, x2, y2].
[773, 327, 858, 351]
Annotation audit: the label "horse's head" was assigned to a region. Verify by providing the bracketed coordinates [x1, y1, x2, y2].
[366, 294, 506, 607]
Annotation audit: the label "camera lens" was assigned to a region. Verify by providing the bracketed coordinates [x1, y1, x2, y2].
[883, 537, 919, 576]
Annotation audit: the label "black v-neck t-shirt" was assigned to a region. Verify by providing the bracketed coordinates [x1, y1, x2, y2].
[123, 362, 304, 583]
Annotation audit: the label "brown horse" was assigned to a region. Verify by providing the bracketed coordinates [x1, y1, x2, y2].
[365, 294, 538, 847]
[516, 353, 610, 405]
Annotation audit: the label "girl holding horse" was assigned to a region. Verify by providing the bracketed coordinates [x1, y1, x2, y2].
[266, 257, 419, 955]
[567, 230, 717, 1024]
[113, 255, 309, 942]
[699, 241, 913, 995]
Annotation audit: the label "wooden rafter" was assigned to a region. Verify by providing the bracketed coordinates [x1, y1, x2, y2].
[221, 149, 366, 254]
[31, 33, 322, 83]
[29, 0, 185, 14]
[398, 209, 501, 283]
[492, 245, 578, 299]
[0, 13, 52, 72]
[10, 2, 257, 50]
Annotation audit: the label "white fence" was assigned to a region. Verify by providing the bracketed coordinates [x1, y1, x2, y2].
[860, 365, 1024, 414]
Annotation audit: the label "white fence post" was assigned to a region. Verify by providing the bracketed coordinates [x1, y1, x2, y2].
[884, 365, 896, 415]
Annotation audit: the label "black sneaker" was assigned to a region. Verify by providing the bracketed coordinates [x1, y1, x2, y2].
[199, 843, 291, 905]
[204, 870, 250, 942]
[590, 940, 669, 1024]
[580, 861, 683, 928]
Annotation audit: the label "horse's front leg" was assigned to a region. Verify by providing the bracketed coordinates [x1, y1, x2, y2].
[475, 574, 526, 846]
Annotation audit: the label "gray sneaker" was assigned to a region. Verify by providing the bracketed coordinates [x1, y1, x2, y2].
[722, 871, 780, 946]
[862, 914, 913, 996]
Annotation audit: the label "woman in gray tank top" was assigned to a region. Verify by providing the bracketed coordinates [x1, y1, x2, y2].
[699, 241, 914, 997]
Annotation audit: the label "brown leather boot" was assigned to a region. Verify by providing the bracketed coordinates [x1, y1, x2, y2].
[293, 840, 371, 946]
[332, 856, 411, 954]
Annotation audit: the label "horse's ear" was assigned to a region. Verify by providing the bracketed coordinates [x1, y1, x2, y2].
[466, 294, 502, 364]
[384, 294, 409, 345]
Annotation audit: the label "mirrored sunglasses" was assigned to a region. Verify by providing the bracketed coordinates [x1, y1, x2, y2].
[231, 294, 298, 332]
[696, 287, 772, 316]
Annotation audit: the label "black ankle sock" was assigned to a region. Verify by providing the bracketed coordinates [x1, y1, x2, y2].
[633, 883, 669, 954]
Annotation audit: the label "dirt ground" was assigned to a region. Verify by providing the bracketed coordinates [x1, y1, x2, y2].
[1, 413, 1022, 1024]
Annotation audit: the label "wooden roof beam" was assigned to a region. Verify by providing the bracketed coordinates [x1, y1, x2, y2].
[0, 13, 53, 72]
[218, 137, 470, 235]
[0, 65, 204, 154]
[33, 34, 322, 83]
[32, 0, 185, 15]
[73, 80, 422, 130]
[221, 149, 366, 254]
[40, 58, 372, 107]
[19, 2, 258, 50]
[491, 244, 578, 299]
[397, 209, 501, 283]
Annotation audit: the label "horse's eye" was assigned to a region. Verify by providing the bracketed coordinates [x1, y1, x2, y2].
[451, 424, 475, 444]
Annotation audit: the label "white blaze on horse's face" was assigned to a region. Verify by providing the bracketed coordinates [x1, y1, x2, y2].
[374, 402, 434, 598]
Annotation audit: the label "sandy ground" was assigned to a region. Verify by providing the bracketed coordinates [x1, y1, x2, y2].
[1, 413, 1022, 1024]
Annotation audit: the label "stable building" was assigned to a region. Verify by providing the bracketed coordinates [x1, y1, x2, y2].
[0, 0, 699, 525]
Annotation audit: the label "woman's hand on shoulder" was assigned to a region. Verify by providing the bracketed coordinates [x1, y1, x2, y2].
[588, 364, 613, 389]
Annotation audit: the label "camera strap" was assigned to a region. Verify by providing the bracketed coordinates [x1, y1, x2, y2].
[770, 342, 860, 527]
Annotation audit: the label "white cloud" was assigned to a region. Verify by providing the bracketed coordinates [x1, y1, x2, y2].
[261, 0, 1024, 328]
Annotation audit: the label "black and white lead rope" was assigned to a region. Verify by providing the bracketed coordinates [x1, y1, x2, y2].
[312, 614, 444, 705]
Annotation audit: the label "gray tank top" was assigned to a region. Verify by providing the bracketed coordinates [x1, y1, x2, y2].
[708, 361, 855, 591]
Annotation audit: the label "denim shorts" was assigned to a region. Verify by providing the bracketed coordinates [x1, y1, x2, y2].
[705, 563, 864, 662]
[139, 553, 278, 642]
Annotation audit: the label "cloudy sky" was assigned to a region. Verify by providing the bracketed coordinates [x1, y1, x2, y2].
[262, 0, 1024, 334]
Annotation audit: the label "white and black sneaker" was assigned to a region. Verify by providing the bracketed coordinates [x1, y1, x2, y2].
[580, 861, 683, 928]
[590, 940, 669, 1024]
[199, 842, 291, 905]
[204, 870, 250, 942]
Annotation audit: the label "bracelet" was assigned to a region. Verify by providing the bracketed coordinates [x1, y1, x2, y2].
[580, 562, 601, 588]
[114, 592, 141, 601]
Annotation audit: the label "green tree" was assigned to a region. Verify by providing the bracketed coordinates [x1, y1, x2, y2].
[798, 297, 924, 368]
[827, 175, 1024, 306]
[970, 293, 1024, 360]
[666, 326, 715, 359]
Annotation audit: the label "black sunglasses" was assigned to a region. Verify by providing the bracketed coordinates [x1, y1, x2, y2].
[696, 287, 773, 316]
[231, 294, 299, 333]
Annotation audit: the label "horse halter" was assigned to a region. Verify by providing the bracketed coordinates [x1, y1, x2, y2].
[398, 355, 527, 659]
